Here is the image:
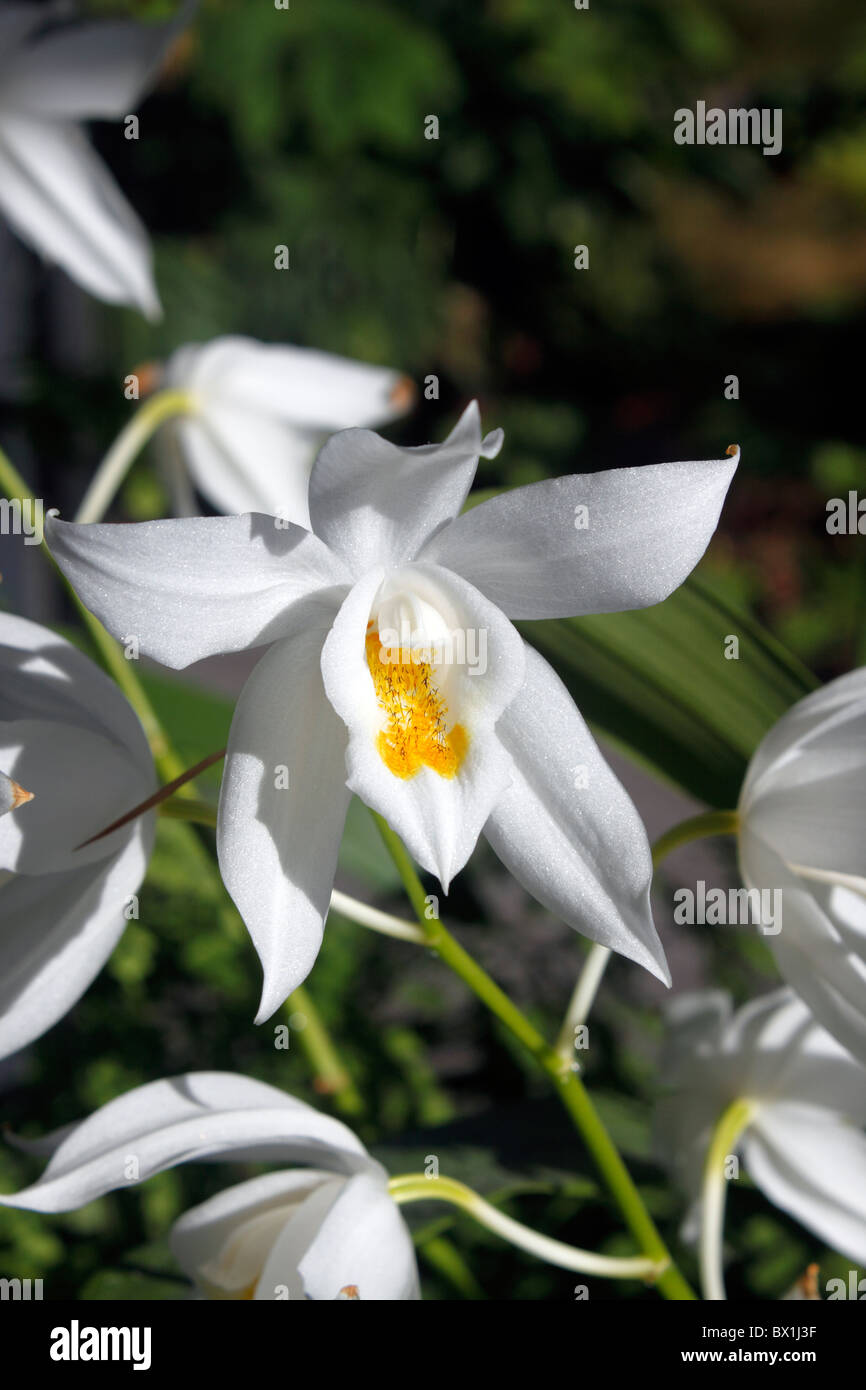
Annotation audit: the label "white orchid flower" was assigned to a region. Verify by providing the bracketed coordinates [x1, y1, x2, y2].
[46, 406, 739, 1019]
[161, 336, 417, 522]
[0, 1, 196, 318]
[656, 988, 866, 1295]
[737, 669, 866, 1064]
[0, 1072, 420, 1301]
[0, 612, 155, 1059]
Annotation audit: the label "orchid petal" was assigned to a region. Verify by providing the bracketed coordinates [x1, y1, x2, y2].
[0, 613, 155, 1060]
[0, 115, 160, 318]
[0, 825, 151, 1061]
[484, 643, 669, 982]
[252, 1178, 347, 1300]
[173, 409, 317, 524]
[741, 668, 866, 808]
[0, 3, 197, 119]
[170, 1169, 339, 1294]
[309, 401, 503, 577]
[420, 450, 739, 618]
[46, 512, 349, 670]
[291, 1171, 420, 1302]
[218, 616, 351, 1022]
[0, 719, 151, 873]
[0, 1073, 369, 1212]
[740, 829, 866, 1065]
[719, 987, 866, 1121]
[167, 336, 411, 435]
[741, 682, 866, 886]
[745, 1105, 866, 1264]
[0, 612, 153, 778]
[0, 7, 48, 55]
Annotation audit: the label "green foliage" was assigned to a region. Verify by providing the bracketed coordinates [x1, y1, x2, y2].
[525, 575, 817, 806]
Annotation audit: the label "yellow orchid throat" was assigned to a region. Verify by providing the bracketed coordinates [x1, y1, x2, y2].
[365, 629, 468, 780]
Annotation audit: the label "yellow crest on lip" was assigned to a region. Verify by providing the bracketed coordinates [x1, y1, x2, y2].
[365, 630, 467, 780]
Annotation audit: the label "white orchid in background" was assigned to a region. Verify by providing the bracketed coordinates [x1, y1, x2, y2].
[47, 406, 739, 1019]
[0, 612, 155, 1059]
[656, 988, 866, 1298]
[0, 1072, 420, 1301]
[0, 1, 196, 318]
[160, 336, 416, 520]
[737, 669, 866, 1065]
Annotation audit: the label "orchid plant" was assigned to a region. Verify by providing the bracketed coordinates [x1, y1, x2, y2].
[0, 0, 864, 1309]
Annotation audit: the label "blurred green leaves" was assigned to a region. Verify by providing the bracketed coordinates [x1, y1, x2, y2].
[523, 575, 816, 807]
[194, 1, 462, 161]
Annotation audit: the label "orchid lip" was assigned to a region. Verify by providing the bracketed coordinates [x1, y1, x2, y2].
[365, 622, 468, 781]
[364, 578, 483, 780]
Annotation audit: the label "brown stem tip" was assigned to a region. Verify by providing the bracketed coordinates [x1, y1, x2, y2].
[10, 780, 34, 809]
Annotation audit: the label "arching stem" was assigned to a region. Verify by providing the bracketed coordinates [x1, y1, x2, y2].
[75, 389, 192, 524]
[389, 1174, 667, 1282]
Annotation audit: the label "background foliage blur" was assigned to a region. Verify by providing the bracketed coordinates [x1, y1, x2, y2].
[1, 0, 865, 1299]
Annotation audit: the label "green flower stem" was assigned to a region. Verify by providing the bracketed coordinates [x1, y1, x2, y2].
[284, 987, 365, 1119]
[700, 1098, 754, 1301]
[554, 808, 742, 1052]
[329, 887, 426, 944]
[555, 943, 611, 1061]
[74, 389, 192, 524]
[389, 1174, 666, 1281]
[651, 809, 740, 869]
[373, 812, 558, 1059]
[372, 811, 695, 1299]
[0, 443, 362, 1118]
